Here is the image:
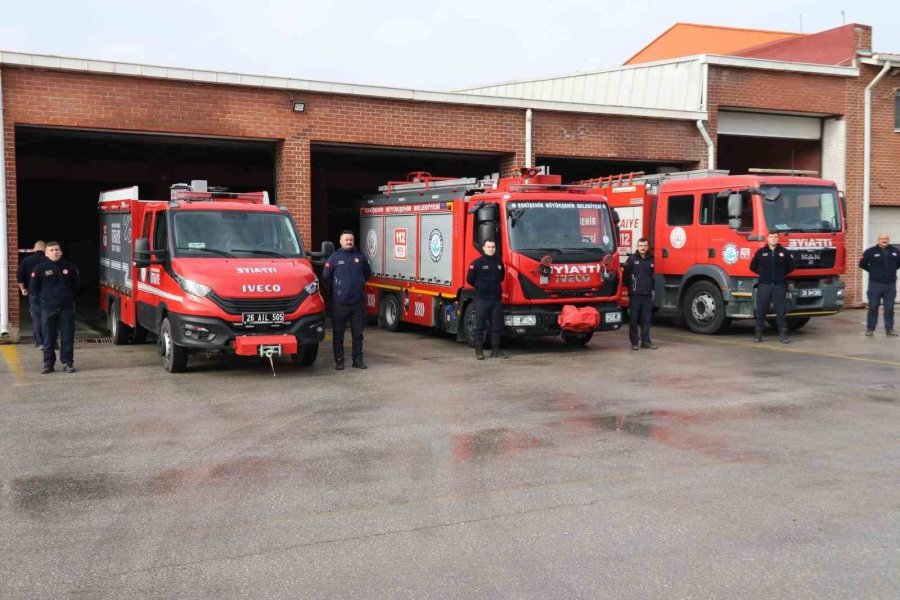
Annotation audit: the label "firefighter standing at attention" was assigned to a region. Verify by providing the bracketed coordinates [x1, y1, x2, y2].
[750, 231, 796, 344]
[467, 239, 508, 360]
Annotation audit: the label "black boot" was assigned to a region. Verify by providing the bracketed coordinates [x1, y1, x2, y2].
[335, 357, 344, 370]
[753, 330, 763, 343]
[779, 330, 790, 344]
[352, 358, 368, 369]
[475, 346, 485, 360]
[490, 348, 509, 358]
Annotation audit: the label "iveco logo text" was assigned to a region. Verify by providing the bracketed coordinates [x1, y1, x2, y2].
[242, 284, 282, 293]
[787, 239, 833, 248]
[236, 267, 278, 273]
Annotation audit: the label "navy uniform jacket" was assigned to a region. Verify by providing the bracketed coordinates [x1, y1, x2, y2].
[16, 250, 45, 289]
[622, 252, 654, 296]
[467, 254, 505, 301]
[858, 245, 900, 284]
[750, 244, 795, 285]
[28, 259, 80, 311]
[322, 248, 372, 305]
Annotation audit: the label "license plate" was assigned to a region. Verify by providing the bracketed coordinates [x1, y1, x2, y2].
[605, 311, 622, 323]
[242, 312, 285, 325]
[258, 344, 282, 357]
[796, 289, 822, 298]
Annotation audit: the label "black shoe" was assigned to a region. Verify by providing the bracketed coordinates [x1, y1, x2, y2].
[865, 329, 875, 337]
[887, 330, 898, 337]
[753, 332, 763, 343]
[779, 333, 790, 344]
[352, 359, 367, 369]
[631, 343, 639, 351]
[490, 349, 509, 359]
[475, 347, 485, 360]
[33, 343, 42, 350]
[41, 366, 54, 375]
[63, 364, 76, 373]
[335, 359, 344, 371]
[640, 341, 658, 350]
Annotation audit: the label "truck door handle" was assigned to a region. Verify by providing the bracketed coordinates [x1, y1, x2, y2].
[708, 248, 715, 258]
[662, 248, 669, 257]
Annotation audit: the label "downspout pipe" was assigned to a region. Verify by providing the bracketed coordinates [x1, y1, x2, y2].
[524, 108, 533, 168]
[0, 68, 8, 336]
[862, 60, 892, 295]
[696, 120, 715, 170]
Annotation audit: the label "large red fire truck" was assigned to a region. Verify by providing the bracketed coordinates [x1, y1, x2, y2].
[98, 181, 326, 372]
[359, 169, 624, 345]
[583, 170, 847, 334]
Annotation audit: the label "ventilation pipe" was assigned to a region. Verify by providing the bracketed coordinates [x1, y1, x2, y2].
[696, 120, 715, 170]
[524, 109, 533, 168]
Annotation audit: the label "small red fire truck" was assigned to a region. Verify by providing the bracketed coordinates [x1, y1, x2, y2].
[359, 169, 624, 345]
[98, 181, 326, 372]
[583, 170, 847, 334]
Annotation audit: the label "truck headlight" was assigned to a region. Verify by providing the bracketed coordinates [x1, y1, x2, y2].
[304, 279, 319, 295]
[175, 276, 211, 297]
[505, 315, 537, 326]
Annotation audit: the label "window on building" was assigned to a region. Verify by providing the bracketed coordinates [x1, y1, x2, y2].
[667, 194, 695, 226]
[700, 193, 730, 225]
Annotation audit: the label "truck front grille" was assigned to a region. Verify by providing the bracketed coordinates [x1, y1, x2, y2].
[208, 291, 308, 314]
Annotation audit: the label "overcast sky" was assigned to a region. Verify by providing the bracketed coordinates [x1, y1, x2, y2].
[1, 0, 897, 90]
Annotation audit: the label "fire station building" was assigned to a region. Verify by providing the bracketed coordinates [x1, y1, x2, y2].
[1, 21, 898, 335]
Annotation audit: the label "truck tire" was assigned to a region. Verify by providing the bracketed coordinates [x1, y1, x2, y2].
[562, 331, 593, 346]
[381, 294, 402, 332]
[109, 300, 132, 345]
[683, 280, 729, 335]
[159, 317, 188, 373]
[291, 343, 319, 367]
[767, 316, 810, 331]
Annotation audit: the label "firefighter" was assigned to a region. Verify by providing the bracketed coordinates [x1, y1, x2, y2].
[16, 240, 47, 349]
[322, 230, 373, 370]
[466, 239, 508, 360]
[750, 231, 796, 344]
[623, 237, 657, 351]
[859, 232, 899, 337]
[28, 241, 80, 373]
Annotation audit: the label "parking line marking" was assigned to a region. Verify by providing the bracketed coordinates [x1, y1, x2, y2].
[0, 345, 29, 386]
[657, 331, 900, 368]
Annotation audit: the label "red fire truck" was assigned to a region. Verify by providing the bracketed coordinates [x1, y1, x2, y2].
[98, 181, 326, 372]
[358, 169, 624, 345]
[583, 170, 847, 334]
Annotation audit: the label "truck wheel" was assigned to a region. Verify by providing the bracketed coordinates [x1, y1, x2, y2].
[462, 301, 479, 347]
[562, 331, 593, 346]
[768, 316, 810, 331]
[109, 300, 132, 345]
[159, 318, 188, 373]
[291, 343, 319, 367]
[683, 281, 728, 335]
[381, 294, 402, 332]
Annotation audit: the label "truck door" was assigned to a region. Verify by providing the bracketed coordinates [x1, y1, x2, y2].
[656, 193, 697, 275]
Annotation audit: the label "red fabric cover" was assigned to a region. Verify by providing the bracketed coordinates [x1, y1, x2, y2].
[558, 305, 600, 332]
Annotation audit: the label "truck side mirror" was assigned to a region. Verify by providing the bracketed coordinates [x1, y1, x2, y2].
[727, 193, 742, 229]
[321, 240, 335, 256]
[134, 238, 152, 267]
[473, 203, 499, 249]
[612, 209, 621, 224]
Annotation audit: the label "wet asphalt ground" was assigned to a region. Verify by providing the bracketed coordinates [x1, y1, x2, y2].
[1, 310, 898, 599]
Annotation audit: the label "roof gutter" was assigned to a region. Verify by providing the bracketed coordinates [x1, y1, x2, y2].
[862, 58, 893, 294]
[0, 68, 8, 336]
[696, 120, 715, 170]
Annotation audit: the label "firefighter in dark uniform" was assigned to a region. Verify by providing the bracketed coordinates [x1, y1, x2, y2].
[623, 237, 657, 351]
[28, 241, 80, 373]
[16, 240, 47, 349]
[466, 239, 508, 360]
[859, 232, 900, 337]
[750, 231, 796, 344]
[322, 230, 373, 370]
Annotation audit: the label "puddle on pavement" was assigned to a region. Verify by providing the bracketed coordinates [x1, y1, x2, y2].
[11, 473, 126, 516]
[451, 428, 549, 462]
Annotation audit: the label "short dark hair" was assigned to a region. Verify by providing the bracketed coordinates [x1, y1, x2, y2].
[46, 241, 61, 249]
[340, 230, 355, 237]
[637, 237, 649, 244]
[767, 231, 780, 236]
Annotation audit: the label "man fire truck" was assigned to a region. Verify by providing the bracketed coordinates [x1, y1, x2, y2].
[98, 181, 326, 373]
[585, 170, 846, 334]
[358, 169, 623, 346]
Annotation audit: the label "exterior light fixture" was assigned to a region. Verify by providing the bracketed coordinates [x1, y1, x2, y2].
[292, 101, 305, 113]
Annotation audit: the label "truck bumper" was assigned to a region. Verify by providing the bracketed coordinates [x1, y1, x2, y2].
[725, 277, 845, 319]
[501, 302, 622, 337]
[165, 311, 326, 352]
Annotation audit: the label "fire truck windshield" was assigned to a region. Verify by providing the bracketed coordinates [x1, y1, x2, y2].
[172, 211, 304, 258]
[761, 185, 841, 233]
[506, 201, 616, 260]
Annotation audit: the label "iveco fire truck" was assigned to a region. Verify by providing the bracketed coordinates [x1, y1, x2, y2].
[359, 169, 623, 345]
[99, 181, 326, 372]
[583, 170, 847, 334]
